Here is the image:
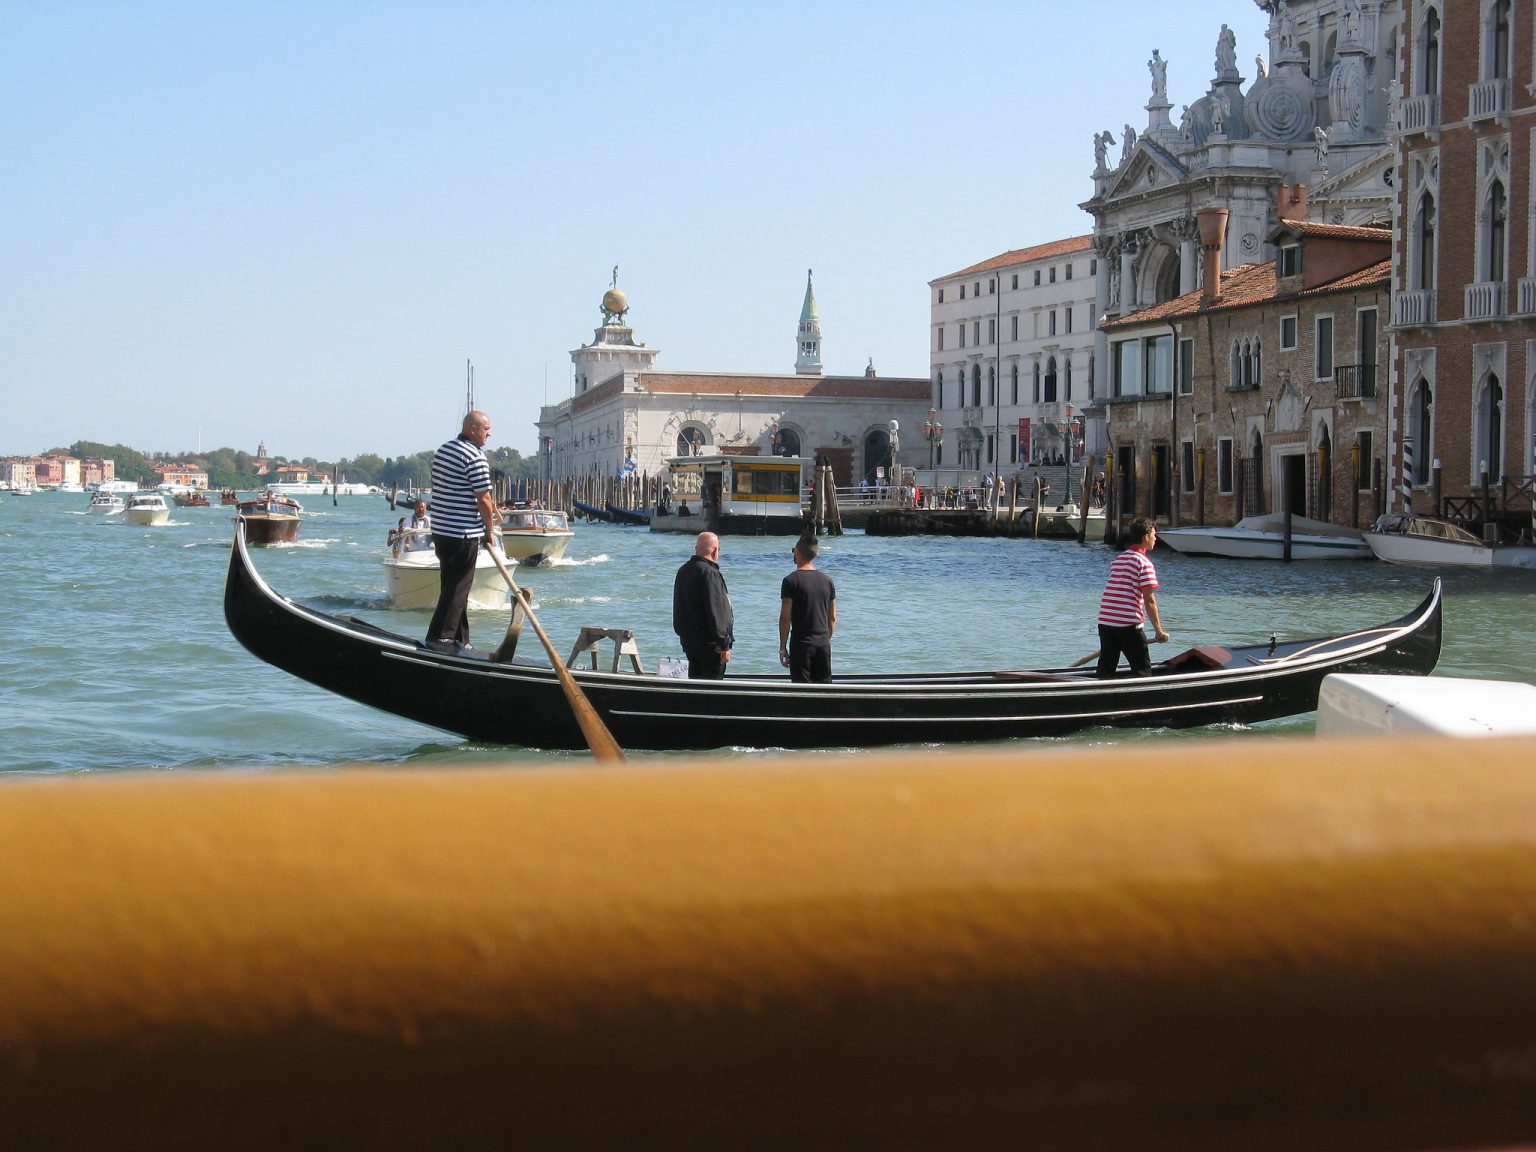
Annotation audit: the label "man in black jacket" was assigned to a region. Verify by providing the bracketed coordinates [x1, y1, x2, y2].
[672, 532, 734, 679]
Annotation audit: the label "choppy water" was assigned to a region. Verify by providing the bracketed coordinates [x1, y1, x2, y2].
[2, 490, 1532, 773]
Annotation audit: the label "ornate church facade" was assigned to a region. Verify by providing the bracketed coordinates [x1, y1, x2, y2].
[536, 274, 931, 488]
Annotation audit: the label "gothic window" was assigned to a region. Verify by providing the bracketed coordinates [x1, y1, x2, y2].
[1011, 363, 1019, 404]
[1409, 379, 1433, 485]
[1490, 0, 1511, 80]
[935, 372, 944, 409]
[972, 364, 981, 406]
[1416, 193, 1437, 290]
[1479, 374, 1504, 480]
[1230, 343, 1242, 390]
[1044, 356, 1058, 403]
[1423, 7, 1441, 96]
[1485, 179, 1508, 282]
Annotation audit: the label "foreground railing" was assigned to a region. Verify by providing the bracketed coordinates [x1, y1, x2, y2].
[3, 737, 1536, 1149]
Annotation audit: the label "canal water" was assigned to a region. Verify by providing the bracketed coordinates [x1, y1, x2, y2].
[2, 490, 1532, 774]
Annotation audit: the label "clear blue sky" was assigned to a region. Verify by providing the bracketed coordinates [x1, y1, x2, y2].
[1, 1, 1269, 461]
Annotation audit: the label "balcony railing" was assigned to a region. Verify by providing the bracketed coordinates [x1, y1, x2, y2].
[1335, 363, 1379, 402]
[1465, 280, 1506, 321]
[1469, 78, 1509, 121]
[1516, 278, 1536, 316]
[1394, 289, 1437, 327]
[1400, 92, 1441, 134]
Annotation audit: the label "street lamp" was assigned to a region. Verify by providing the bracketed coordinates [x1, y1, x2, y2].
[888, 419, 900, 500]
[923, 407, 943, 468]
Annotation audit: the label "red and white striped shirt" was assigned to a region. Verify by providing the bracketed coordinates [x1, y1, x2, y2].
[1098, 547, 1159, 627]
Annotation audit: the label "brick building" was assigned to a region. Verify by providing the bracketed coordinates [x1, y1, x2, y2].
[1101, 200, 1392, 528]
[1393, 0, 1536, 527]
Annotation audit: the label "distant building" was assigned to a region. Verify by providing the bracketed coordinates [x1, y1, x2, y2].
[537, 275, 930, 488]
[1391, 0, 1535, 517]
[929, 236, 1098, 474]
[1101, 196, 1391, 527]
[153, 462, 211, 490]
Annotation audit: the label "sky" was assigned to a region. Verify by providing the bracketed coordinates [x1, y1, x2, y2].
[1, 1, 1271, 461]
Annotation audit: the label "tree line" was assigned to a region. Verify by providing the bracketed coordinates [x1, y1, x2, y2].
[65, 441, 541, 490]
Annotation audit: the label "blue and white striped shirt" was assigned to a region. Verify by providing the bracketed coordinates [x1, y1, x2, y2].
[430, 435, 492, 538]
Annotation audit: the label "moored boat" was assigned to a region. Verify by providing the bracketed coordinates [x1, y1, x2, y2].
[237, 494, 303, 545]
[1363, 513, 1536, 569]
[650, 453, 810, 536]
[1161, 513, 1372, 560]
[124, 492, 171, 525]
[224, 522, 1443, 752]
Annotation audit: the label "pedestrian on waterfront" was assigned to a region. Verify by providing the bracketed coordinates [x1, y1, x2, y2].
[1095, 516, 1168, 679]
[779, 533, 836, 683]
[673, 531, 734, 679]
[983, 470, 995, 509]
[425, 410, 497, 654]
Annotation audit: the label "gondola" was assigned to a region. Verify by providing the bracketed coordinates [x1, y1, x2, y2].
[606, 502, 651, 526]
[572, 500, 612, 523]
[223, 523, 1443, 752]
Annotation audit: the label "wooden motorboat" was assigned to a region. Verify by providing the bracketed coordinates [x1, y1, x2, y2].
[1161, 514, 1372, 560]
[382, 526, 510, 611]
[220, 489, 242, 506]
[124, 492, 171, 525]
[173, 491, 212, 508]
[499, 506, 575, 564]
[1364, 513, 1536, 569]
[224, 522, 1443, 752]
[237, 494, 303, 545]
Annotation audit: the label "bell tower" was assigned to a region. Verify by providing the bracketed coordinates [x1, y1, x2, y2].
[794, 269, 823, 376]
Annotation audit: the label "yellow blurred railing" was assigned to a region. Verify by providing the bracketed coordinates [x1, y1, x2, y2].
[3, 736, 1536, 1150]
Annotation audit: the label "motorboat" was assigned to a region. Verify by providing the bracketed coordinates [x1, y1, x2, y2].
[124, 492, 171, 526]
[173, 491, 212, 508]
[499, 506, 575, 564]
[382, 526, 511, 611]
[1364, 513, 1536, 569]
[1160, 513, 1372, 560]
[87, 490, 126, 515]
[225, 520, 1443, 752]
[236, 494, 303, 545]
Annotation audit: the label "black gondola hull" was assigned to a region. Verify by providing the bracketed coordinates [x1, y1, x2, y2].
[224, 525, 1442, 751]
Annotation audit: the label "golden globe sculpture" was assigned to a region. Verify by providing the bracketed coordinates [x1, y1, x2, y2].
[601, 288, 629, 324]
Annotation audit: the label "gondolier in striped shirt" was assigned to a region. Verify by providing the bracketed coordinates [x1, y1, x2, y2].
[1095, 516, 1169, 679]
[426, 410, 498, 653]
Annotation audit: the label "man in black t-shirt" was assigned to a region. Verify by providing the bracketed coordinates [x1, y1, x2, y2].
[778, 533, 836, 683]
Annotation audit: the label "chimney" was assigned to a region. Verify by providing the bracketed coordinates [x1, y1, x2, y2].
[1277, 183, 1308, 222]
[1197, 206, 1230, 302]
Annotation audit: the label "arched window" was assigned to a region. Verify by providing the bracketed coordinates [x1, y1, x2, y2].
[1032, 362, 1041, 403]
[1064, 359, 1073, 401]
[1410, 380, 1433, 485]
[1492, 0, 1511, 80]
[1423, 8, 1440, 96]
[1479, 375, 1505, 480]
[1011, 363, 1019, 404]
[676, 427, 707, 456]
[1486, 179, 1507, 282]
[1417, 193, 1437, 290]
[1044, 356, 1058, 403]
[971, 364, 981, 406]
[987, 366, 996, 406]
[935, 371, 944, 409]
[776, 427, 802, 457]
[1230, 343, 1242, 389]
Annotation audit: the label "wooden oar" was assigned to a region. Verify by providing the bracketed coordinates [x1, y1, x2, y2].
[485, 545, 626, 764]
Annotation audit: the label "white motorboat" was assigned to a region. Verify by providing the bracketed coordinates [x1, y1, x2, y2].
[382, 527, 511, 611]
[498, 506, 575, 564]
[124, 492, 171, 526]
[87, 491, 126, 515]
[1364, 513, 1536, 569]
[1160, 513, 1372, 560]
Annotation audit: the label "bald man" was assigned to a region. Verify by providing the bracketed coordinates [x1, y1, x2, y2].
[426, 410, 497, 653]
[672, 531, 734, 679]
